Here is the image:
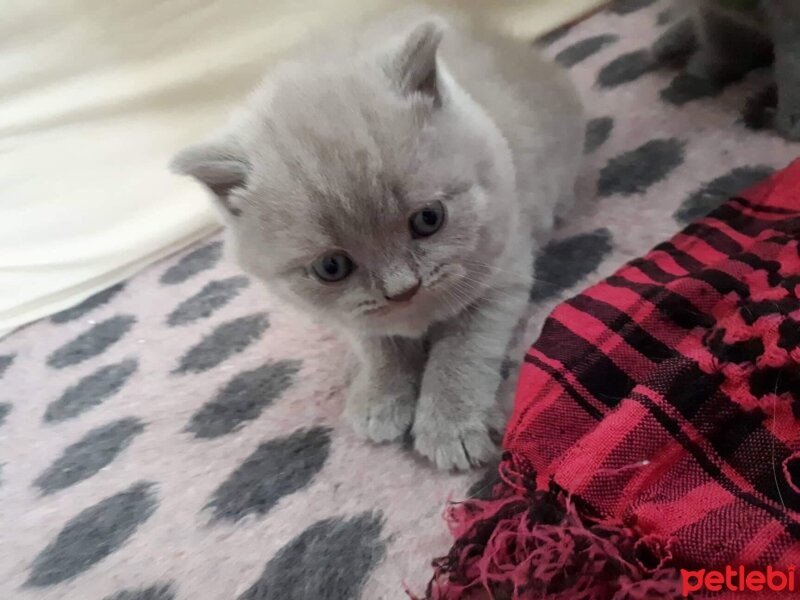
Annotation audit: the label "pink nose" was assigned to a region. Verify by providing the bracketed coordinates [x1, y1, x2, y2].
[385, 280, 421, 302]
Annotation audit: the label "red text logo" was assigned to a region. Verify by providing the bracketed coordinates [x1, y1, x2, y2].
[681, 566, 796, 596]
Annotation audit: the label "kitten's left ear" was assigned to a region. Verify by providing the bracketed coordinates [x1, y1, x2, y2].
[170, 137, 251, 218]
[390, 20, 444, 105]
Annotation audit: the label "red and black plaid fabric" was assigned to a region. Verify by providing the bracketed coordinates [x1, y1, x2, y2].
[425, 160, 800, 600]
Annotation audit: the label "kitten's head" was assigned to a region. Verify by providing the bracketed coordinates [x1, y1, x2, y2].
[172, 20, 515, 337]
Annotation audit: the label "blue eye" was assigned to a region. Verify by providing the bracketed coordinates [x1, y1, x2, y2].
[410, 201, 446, 238]
[311, 252, 354, 282]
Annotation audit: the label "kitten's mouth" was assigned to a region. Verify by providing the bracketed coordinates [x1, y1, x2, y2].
[362, 305, 393, 316]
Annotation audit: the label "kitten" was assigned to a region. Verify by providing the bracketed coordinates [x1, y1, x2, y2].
[655, 0, 800, 140]
[172, 8, 583, 470]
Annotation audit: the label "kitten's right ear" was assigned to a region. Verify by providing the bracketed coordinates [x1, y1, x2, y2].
[170, 139, 251, 217]
[389, 20, 445, 106]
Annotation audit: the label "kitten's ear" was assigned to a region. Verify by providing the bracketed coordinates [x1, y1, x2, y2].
[391, 20, 444, 105]
[170, 138, 251, 217]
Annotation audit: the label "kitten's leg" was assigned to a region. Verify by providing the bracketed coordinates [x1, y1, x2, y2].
[345, 336, 425, 443]
[413, 276, 529, 470]
[686, 4, 771, 83]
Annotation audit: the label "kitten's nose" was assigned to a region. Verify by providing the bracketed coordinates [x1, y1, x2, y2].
[384, 279, 421, 303]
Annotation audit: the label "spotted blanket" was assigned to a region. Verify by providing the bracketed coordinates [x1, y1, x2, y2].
[0, 2, 798, 600]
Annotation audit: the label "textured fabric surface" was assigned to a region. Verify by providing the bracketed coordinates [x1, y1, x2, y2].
[427, 160, 800, 599]
[1, 1, 799, 599]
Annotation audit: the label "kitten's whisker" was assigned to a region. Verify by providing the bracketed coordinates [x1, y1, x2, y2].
[461, 259, 562, 288]
[451, 275, 527, 305]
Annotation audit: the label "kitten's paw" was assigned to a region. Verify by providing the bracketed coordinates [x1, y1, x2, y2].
[412, 412, 501, 471]
[345, 389, 416, 443]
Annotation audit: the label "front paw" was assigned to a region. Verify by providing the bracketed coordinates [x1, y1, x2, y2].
[412, 404, 502, 471]
[345, 385, 416, 444]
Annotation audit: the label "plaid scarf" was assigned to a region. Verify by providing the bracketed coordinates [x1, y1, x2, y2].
[425, 160, 800, 600]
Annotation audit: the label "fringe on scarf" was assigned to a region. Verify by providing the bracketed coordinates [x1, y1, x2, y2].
[418, 454, 683, 600]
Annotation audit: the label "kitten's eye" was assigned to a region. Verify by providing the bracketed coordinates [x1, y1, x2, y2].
[311, 252, 355, 283]
[409, 201, 446, 238]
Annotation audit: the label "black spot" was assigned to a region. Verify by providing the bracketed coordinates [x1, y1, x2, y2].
[656, 7, 673, 25]
[34, 418, 145, 494]
[778, 319, 800, 352]
[530, 229, 613, 302]
[674, 165, 775, 223]
[187, 360, 301, 439]
[597, 49, 658, 88]
[608, 0, 657, 15]
[597, 138, 685, 197]
[44, 359, 138, 423]
[660, 73, 723, 105]
[167, 276, 250, 326]
[467, 460, 502, 500]
[741, 84, 778, 131]
[0, 353, 16, 379]
[47, 315, 136, 369]
[536, 24, 572, 47]
[207, 427, 331, 522]
[739, 299, 800, 326]
[26, 482, 157, 586]
[173, 313, 269, 374]
[0, 403, 11, 428]
[103, 584, 175, 600]
[750, 367, 800, 400]
[705, 329, 764, 364]
[584, 117, 614, 154]
[160, 241, 223, 285]
[238, 512, 385, 600]
[555, 34, 618, 68]
[51, 283, 126, 324]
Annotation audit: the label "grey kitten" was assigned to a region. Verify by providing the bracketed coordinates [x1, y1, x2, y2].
[654, 0, 800, 140]
[172, 8, 583, 470]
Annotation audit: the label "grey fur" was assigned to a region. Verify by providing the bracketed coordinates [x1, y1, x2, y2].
[662, 1, 800, 140]
[173, 8, 583, 470]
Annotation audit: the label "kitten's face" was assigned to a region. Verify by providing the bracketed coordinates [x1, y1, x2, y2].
[173, 22, 515, 337]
